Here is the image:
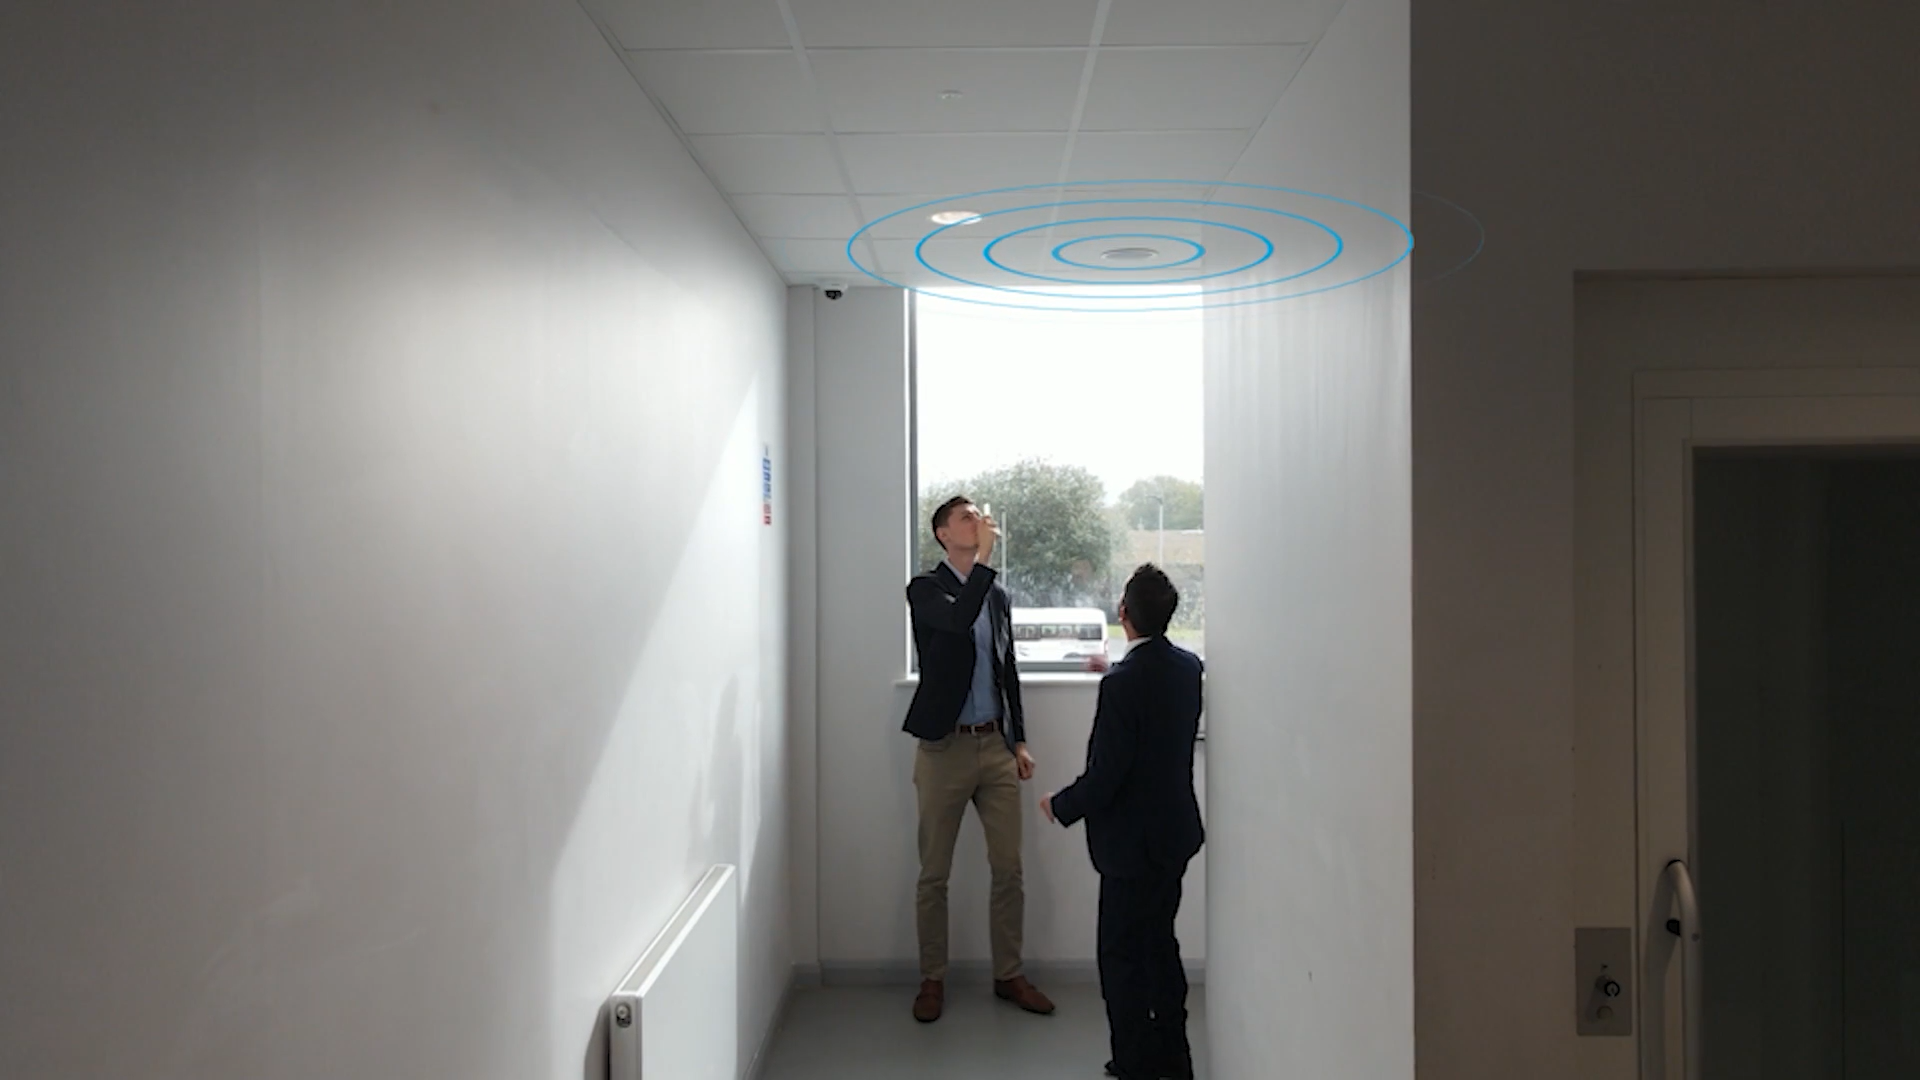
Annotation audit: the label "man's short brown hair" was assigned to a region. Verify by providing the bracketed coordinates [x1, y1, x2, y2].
[930, 495, 972, 549]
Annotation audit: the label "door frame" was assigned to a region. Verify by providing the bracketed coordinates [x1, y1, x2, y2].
[1633, 367, 1920, 1079]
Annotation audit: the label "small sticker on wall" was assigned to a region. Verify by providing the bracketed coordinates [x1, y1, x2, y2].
[761, 444, 772, 525]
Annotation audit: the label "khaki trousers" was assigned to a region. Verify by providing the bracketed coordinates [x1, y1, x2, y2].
[912, 729, 1023, 981]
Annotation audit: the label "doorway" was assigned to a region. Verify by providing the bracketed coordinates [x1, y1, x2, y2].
[1635, 381, 1920, 1080]
[1693, 451, 1920, 1079]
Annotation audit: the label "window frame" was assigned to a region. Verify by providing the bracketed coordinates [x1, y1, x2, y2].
[911, 293, 1112, 678]
[902, 290, 1207, 680]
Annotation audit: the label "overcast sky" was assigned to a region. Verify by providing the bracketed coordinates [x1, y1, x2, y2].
[914, 290, 1204, 502]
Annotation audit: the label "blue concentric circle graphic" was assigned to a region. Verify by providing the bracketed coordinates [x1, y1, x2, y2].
[844, 179, 1422, 314]
[1050, 234, 1206, 271]
[979, 213, 1296, 288]
[1410, 191, 1487, 283]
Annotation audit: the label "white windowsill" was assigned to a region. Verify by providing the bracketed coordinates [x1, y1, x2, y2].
[893, 673, 1104, 688]
[888, 673, 1207, 740]
[892, 671, 1208, 688]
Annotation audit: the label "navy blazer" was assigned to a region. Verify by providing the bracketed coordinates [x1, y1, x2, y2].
[1050, 636, 1205, 878]
[902, 561, 1026, 753]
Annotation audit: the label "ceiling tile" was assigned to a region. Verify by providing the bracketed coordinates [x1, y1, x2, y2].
[858, 195, 1051, 239]
[837, 134, 1068, 194]
[760, 238, 865, 274]
[870, 238, 927, 274]
[628, 50, 818, 135]
[873, 238, 971, 276]
[874, 234, 1215, 289]
[1067, 131, 1248, 183]
[873, 237, 1046, 277]
[1081, 46, 1306, 131]
[789, 270, 868, 285]
[686, 134, 847, 194]
[789, 0, 1103, 48]
[1100, 0, 1341, 46]
[809, 49, 1085, 134]
[1059, 183, 1222, 203]
[856, 186, 1219, 238]
[856, 194, 969, 238]
[588, 0, 793, 50]
[729, 194, 864, 238]
[1045, 216, 1207, 243]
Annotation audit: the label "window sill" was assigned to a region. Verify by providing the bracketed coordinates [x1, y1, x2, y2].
[892, 673, 1208, 740]
[894, 673, 1104, 688]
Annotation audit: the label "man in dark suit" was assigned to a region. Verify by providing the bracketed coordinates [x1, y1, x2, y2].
[1041, 564, 1204, 1080]
[902, 495, 1054, 1023]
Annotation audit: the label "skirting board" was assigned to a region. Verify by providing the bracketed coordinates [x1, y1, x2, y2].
[792, 960, 1206, 988]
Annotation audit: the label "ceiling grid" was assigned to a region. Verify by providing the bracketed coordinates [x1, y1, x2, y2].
[583, 0, 1346, 284]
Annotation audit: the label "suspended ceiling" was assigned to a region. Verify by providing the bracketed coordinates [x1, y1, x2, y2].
[582, 0, 1347, 286]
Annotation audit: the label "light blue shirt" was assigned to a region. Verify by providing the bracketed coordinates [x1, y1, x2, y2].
[946, 559, 1001, 725]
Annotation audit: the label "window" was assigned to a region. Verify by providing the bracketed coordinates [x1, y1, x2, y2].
[910, 290, 1205, 672]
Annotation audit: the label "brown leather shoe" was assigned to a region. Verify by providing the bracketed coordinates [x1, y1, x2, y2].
[993, 975, 1055, 1014]
[912, 979, 944, 1022]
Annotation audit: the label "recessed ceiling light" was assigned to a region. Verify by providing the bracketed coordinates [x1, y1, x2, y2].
[929, 210, 982, 225]
[939, 89, 964, 100]
[1101, 246, 1160, 262]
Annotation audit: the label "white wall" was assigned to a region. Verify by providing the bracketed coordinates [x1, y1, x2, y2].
[1415, 0, 1920, 1073]
[799, 289, 1207, 979]
[1201, 0, 1412, 1076]
[785, 287, 823, 972]
[808, 286, 914, 974]
[0, 3, 790, 1078]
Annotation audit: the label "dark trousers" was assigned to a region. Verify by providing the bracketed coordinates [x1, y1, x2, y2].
[1097, 863, 1192, 1080]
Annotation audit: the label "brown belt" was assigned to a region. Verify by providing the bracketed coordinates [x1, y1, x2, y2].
[955, 719, 999, 735]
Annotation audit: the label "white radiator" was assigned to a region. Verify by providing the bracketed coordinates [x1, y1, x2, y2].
[608, 864, 739, 1080]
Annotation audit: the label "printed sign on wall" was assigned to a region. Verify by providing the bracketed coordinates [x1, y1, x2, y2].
[761, 445, 772, 525]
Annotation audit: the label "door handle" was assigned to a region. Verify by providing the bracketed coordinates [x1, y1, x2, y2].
[1664, 860, 1702, 1080]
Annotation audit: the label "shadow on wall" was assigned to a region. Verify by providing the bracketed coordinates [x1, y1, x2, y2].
[0, 4, 792, 1080]
[572, 659, 775, 1080]
[579, 1008, 610, 1080]
[690, 678, 745, 892]
[556, 384, 784, 1080]
[571, 667, 746, 1080]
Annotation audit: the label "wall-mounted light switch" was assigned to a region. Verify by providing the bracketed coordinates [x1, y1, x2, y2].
[1576, 927, 1633, 1036]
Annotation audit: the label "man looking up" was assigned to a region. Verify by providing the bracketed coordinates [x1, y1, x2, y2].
[902, 496, 1053, 1023]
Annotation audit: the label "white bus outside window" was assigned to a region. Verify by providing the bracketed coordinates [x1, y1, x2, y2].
[1011, 607, 1111, 672]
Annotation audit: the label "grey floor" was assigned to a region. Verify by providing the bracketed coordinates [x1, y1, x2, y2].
[757, 982, 1207, 1080]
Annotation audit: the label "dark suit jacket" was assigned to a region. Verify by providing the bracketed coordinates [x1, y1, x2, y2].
[902, 561, 1026, 753]
[1050, 636, 1205, 878]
